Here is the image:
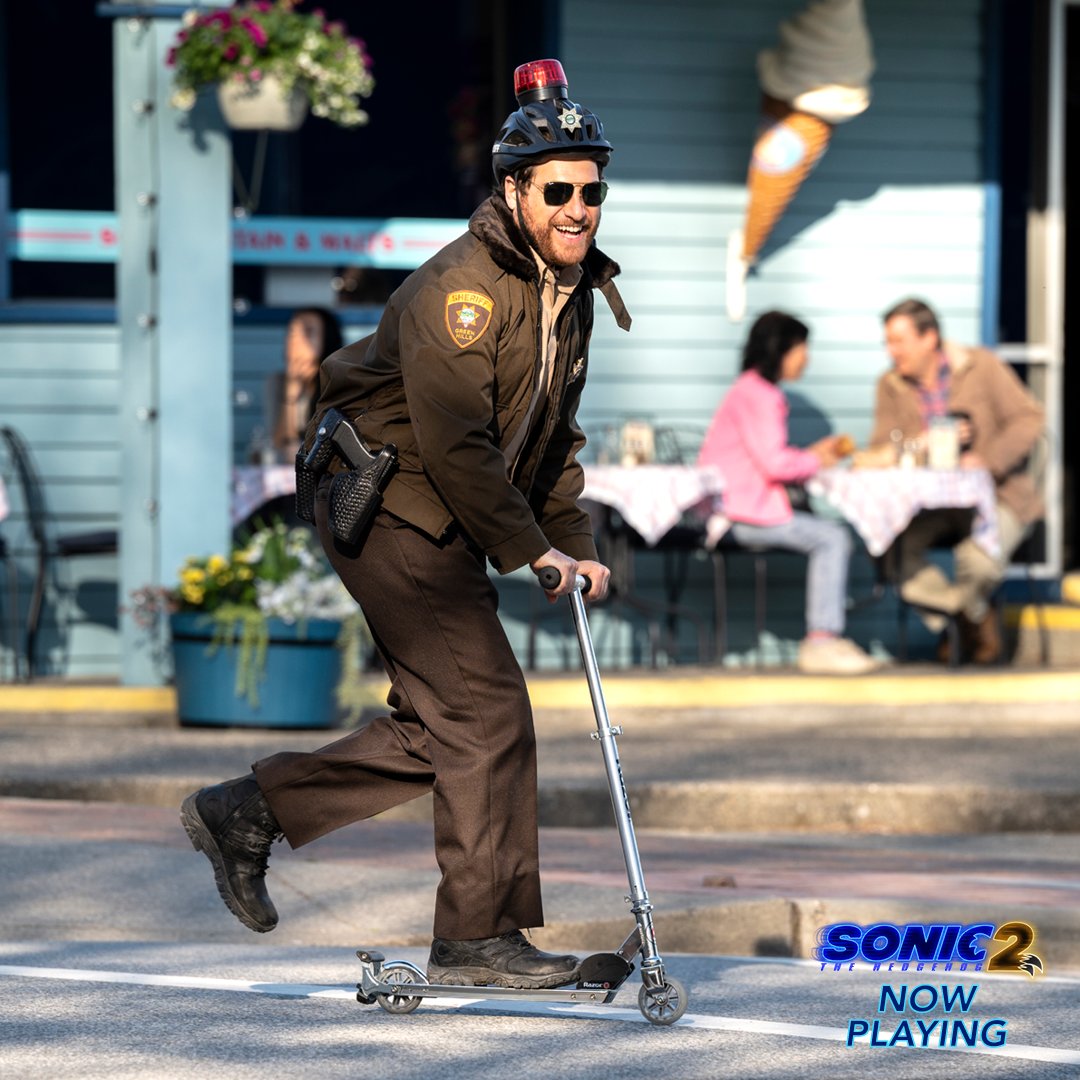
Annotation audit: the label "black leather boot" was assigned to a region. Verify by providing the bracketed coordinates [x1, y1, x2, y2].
[428, 930, 580, 989]
[180, 773, 283, 933]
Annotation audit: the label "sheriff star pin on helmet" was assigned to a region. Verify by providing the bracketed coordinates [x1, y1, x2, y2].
[492, 59, 613, 182]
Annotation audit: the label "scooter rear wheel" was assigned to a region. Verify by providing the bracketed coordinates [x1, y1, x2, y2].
[375, 962, 426, 1014]
[638, 977, 688, 1025]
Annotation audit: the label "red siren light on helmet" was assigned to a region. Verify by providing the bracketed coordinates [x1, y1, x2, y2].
[513, 59, 569, 104]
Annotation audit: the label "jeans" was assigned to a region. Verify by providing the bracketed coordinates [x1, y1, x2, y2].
[730, 511, 852, 636]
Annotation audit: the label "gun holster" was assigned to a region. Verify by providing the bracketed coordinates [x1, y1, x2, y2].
[295, 408, 398, 545]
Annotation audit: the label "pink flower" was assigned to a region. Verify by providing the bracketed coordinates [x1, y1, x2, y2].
[253, 1, 272, 9]
[250, 68, 263, 81]
[223, 44, 238, 61]
[240, 18, 268, 47]
[207, 11, 232, 27]
[326, 21, 344, 35]
[166, 47, 177, 66]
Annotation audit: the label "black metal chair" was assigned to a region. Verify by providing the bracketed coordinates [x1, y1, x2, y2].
[0, 531, 18, 682]
[709, 533, 795, 665]
[0, 427, 118, 679]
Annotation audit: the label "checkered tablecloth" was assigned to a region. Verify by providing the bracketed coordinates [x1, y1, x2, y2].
[806, 466, 1000, 559]
[232, 465, 296, 525]
[582, 465, 726, 547]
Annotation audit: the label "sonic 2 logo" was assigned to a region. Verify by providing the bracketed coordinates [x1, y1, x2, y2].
[815, 921, 1044, 976]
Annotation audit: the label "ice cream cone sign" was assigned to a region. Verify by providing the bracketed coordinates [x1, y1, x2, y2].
[727, 0, 874, 321]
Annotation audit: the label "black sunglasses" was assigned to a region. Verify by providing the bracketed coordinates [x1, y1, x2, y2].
[529, 180, 609, 207]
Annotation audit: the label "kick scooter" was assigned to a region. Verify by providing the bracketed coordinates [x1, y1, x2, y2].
[354, 568, 689, 1026]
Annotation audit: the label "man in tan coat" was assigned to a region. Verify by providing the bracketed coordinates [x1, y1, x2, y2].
[869, 298, 1044, 663]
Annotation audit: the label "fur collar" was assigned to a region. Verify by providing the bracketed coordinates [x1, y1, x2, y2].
[468, 195, 623, 289]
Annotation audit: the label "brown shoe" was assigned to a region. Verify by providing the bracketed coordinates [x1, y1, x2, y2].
[969, 607, 1003, 665]
[937, 614, 980, 665]
[936, 629, 955, 665]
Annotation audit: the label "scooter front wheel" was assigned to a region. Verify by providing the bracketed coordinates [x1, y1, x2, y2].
[375, 961, 427, 1014]
[638, 977, 688, 1025]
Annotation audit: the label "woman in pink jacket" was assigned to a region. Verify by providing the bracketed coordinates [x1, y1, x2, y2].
[698, 311, 879, 674]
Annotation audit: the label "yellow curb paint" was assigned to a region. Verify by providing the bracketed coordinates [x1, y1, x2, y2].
[2, 670, 1078, 715]
[1005, 604, 1080, 631]
[525, 672, 1080, 710]
[0, 687, 177, 713]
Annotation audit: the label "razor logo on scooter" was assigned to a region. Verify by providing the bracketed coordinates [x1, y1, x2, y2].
[576, 952, 635, 990]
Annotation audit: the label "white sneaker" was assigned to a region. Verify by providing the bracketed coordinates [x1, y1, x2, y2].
[797, 636, 882, 675]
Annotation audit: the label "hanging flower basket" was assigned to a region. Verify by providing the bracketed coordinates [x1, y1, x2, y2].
[167, 1, 374, 130]
[217, 73, 308, 131]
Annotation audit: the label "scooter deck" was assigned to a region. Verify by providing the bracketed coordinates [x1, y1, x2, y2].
[362, 981, 620, 1005]
[356, 947, 633, 1008]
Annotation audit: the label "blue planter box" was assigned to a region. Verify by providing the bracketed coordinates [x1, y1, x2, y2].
[170, 613, 342, 729]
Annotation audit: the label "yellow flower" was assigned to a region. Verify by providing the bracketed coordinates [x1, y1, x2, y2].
[207, 554, 228, 574]
[236, 566, 254, 581]
[181, 584, 205, 605]
[181, 567, 206, 584]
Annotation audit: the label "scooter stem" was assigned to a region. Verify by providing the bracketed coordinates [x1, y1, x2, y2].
[566, 578, 663, 981]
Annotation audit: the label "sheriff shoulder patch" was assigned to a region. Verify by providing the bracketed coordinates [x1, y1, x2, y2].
[445, 290, 494, 349]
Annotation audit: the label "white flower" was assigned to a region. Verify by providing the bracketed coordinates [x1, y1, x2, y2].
[169, 87, 197, 111]
[256, 569, 358, 622]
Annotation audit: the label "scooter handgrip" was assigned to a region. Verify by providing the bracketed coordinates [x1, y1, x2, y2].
[536, 567, 591, 594]
[537, 567, 561, 590]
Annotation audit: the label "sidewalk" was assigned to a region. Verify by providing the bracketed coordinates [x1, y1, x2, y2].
[1, 667, 1079, 968]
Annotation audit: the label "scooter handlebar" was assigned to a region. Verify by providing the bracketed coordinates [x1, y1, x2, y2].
[537, 566, 591, 594]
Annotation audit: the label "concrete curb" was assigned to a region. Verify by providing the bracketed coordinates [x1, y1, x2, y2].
[536, 897, 1080, 971]
[5, 775, 1080, 835]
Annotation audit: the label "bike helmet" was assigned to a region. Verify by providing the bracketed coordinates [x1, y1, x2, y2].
[492, 59, 613, 182]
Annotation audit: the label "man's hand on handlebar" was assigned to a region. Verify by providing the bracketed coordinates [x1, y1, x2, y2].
[530, 548, 611, 603]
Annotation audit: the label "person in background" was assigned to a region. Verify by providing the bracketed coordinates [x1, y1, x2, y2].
[698, 310, 879, 675]
[267, 307, 344, 463]
[869, 297, 1044, 663]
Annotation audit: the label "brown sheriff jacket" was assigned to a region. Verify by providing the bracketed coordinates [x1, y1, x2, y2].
[309, 195, 631, 573]
[869, 342, 1045, 524]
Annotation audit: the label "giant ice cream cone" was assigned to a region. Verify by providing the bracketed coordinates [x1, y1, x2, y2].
[735, 0, 873, 269]
[742, 94, 833, 264]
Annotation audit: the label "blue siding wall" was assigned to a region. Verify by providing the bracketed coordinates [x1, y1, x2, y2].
[0, 0, 991, 677]
[536, 0, 989, 667]
[0, 318, 379, 679]
[0, 325, 122, 677]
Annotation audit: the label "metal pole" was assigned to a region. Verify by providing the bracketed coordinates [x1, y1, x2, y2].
[566, 581, 664, 981]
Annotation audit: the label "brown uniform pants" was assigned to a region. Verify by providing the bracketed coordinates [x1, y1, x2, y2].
[252, 502, 543, 941]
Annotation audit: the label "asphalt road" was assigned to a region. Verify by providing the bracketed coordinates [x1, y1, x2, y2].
[4, 677, 1080, 1078]
[3, 943, 1079, 1079]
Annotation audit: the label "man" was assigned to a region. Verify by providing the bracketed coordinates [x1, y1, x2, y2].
[180, 60, 628, 989]
[869, 298, 1044, 663]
